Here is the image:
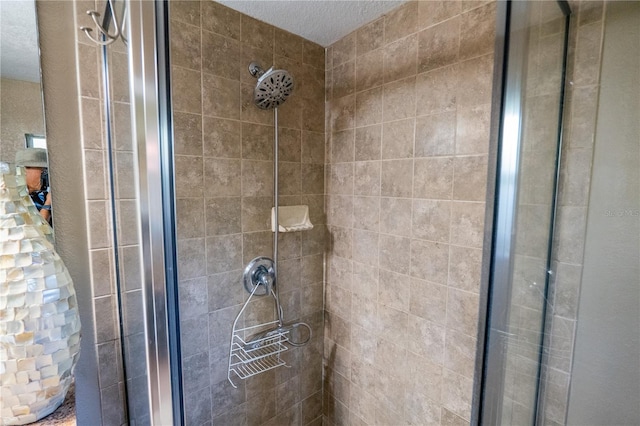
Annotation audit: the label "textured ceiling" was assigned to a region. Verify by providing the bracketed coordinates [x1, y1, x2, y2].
[0, 0, 41, 83]
[217, 0, 407, 47]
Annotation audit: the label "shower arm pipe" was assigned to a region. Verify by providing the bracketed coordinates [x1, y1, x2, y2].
[273, 107, 284, 326]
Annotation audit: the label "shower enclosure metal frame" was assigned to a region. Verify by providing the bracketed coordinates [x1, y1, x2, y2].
[127, 0, 183, 423]
[474, 0, 571, 424]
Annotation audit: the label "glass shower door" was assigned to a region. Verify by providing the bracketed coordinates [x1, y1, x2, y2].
[482, 1, 570, 424]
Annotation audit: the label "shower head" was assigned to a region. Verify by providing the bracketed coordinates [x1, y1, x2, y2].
[249, 62, 294, 110]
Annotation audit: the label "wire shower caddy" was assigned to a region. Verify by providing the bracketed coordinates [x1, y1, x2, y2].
[227, 260, 290, 388]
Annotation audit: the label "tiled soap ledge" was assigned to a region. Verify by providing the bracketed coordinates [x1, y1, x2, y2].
[33, 384, 75, 426]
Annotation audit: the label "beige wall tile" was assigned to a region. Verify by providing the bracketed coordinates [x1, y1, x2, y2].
[383, 34, 418, 83]
[332, 33, 356, 67]
[323, 1, 496, 422]
[352, 229, 379, 266]
[91, 249, 114, 297]
[206, 234, 243, 274]
[459, 2, 496, 61]
[378, 270, 410, 313]
[328, 163, 354, 195]
[242, 122, 274, 159]
[355, 125, 382, 161]
[355, 87, 383, 127]
[203, 117, 241, 158]
[353, 196, 380, 231]
[380, 197, 412, 237]
[176, 198, 205, 239]
[413, 157, 454, 199]
[302, 40, 325, 70]
[302, 164, 324, 194]
[330, 226, 353, 260]
[357, 18, 384, 56]
[109, 52, 130, 103]
[573, 22, 602, 86]
[241, 15, 274, 51]
[415, 112, 456, 157]
[383, 76, 416, 121]
[456, 104, 491, 155]
[442, 369, 474, 420]
[446, 288, 479, 338]
[333, 61, 356, 99]
[274, 28, 303, 62]
[418, 17, 460, 73]
[331, 94, 356, 132]
[385, 1, 418, 44]
[172, 66, 202, 114]
[327, 195, 354, 228]
[170, 1, 200, 26]
[177, 238, 206, 280]
[302, 131, 325, 164]
[382, 119, 415, 159]
[204, 158, 240, 197]
[201, 1, 241, 40]
[203, 73, 240, 119]
[416, 64, 458, 115]
[408, 315, 446, 364]
[457, 54, 494, 107]
[381, 159, 413, 197]
[239, 234, 272, 272]
[241, 160, 273, 197]
[78, 43, 101, 98]
[84, 149, 107, 200]
[206, 197, 242, 235]
[355, 49, 385, 92]
[171, 21, 201, 71]
[331, 129, 355, 163]
[175, 155, 204, 198]
[410, 278, 447, 324]
[412, 199, 451, 243]
[453, 155, 488, 201]
[202, 31, 241, 80]
[378, 234, 411, 274]
[418, 1, 462, 29]
[450, 201, 485, 248]
[448, 245, 482, 293]
[410, 239, 449, 285]
[174, 112, 203, 156]
[278, 128, 302, 162]
[444, 329, 477, 378]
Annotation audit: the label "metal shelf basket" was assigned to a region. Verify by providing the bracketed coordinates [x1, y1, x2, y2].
[227, 283, 290, 388]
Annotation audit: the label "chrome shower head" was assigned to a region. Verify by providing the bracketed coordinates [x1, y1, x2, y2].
[249, 62, 294, 110]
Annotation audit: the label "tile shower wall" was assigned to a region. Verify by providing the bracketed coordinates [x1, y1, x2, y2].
[324, 1, 495, 424]
[539, 1, 607, 424]
[168, 2, 326, 424]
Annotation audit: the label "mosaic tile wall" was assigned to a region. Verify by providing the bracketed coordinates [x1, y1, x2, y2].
[323, 1, 496, 424]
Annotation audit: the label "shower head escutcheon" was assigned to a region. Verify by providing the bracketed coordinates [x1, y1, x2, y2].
[248, 62, 294, 110]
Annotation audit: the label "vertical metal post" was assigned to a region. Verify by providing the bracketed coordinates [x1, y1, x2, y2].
[126, 0, 181, 423]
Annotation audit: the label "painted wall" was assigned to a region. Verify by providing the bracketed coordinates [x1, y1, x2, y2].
[168, 1, 326, 424]
[0, 77, 45, 163]
[324, 1, 496, 423]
